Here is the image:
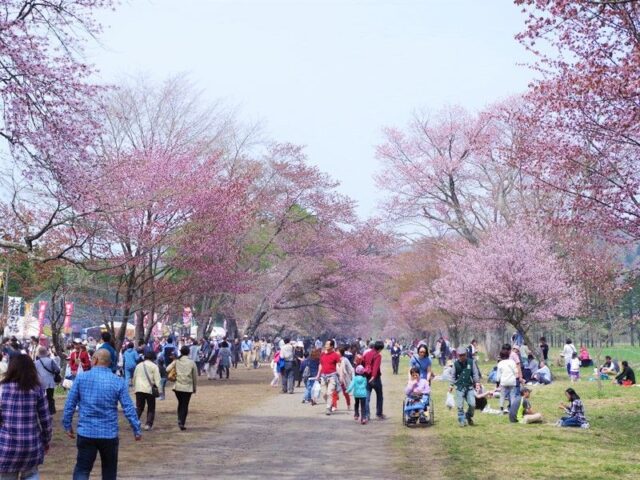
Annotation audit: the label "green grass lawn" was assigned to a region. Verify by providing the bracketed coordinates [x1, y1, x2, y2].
[391, 347, 640, 480]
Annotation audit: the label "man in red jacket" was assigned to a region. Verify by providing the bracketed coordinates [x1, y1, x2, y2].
[362, 340, 385, 423]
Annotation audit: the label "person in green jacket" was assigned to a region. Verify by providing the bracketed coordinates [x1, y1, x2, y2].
[449, 347, 480, 427]
[346, 365, 368, 424]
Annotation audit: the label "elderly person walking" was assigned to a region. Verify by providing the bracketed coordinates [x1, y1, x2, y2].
[62, 349, 141, 480]
[35, 346, 61, 415]
[166, 346, 198, 431]
[0, 354, 52, 480]
[133, 351, 161, 431]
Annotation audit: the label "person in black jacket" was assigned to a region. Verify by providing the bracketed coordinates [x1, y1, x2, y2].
[390, 342, 402, 374]
[615, 361, 636, 385]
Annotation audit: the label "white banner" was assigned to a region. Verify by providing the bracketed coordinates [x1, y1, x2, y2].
[6, 296, 22, 337]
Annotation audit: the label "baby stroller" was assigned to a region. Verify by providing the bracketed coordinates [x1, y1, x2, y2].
[402, 393, 434, 427]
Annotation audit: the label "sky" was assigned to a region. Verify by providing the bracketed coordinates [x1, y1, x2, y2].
[88, 0, 535, 218]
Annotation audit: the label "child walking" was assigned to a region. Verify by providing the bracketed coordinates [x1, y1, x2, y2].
[570, 352, 581, 383]
[347, 365, 368, 424]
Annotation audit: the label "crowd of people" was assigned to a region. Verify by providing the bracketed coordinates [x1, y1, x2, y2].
[0, 331, 637, 479]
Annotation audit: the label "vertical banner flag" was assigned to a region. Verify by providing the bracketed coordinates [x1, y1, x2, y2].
[182, 306, 192, 327]
[63, 301, 74, 334]
[6, 296, 22, 337]
[38, 301, 48, 337]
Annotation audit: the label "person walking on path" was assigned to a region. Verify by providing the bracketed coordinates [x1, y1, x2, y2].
[315, 340, 341, 416]
[0, 355, 52, 480]
[35, 346, 61, 415]
[450, 347, 480, 427]
[98, 332, 118, 374]
[133, 351, 161, 431]
[302, 348, 320, 404]
[363, 340, 385, 423]
[241, 336, 252, 368]
[346, 365, 368, 423]
[334, 347, 354, 411]
[279, 338, 295, 394]
[62, 349, 141, 480]
[166, 346, 198, 431]
[68, 340, 91, 379]
[217, 340, 232, 380]
[390, 342, 402, 375]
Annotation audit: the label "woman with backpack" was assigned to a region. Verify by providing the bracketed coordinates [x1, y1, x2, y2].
[35, 346, 61, 415]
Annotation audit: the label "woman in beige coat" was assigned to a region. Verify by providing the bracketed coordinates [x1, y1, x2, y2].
[133, 351, 162, 430]
[166, 345, 198, 430]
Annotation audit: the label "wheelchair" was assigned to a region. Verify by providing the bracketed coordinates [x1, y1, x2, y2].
[402, 393, 434, 427]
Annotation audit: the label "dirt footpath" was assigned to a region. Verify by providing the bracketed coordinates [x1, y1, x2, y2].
[124, 381, 400, 479]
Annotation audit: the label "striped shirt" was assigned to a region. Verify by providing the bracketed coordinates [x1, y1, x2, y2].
[62, 366, 141, 438]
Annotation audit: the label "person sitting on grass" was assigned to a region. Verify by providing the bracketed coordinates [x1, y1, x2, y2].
[523, 354, 539, 383]
[614, 361, 636, 386]
[557, 387, 589, 429]
[599, 356, 619, 378]
[531, 361, 552, 385]
[579, 345, 593, 367]
[474, 382, 499, 414]
[510, 387, 543, 424]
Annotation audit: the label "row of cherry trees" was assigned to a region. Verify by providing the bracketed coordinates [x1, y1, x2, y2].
[0, 1, 391, 349]
[377, 0, 640, 352]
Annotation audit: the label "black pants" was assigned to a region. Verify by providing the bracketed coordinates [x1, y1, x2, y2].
[218, 364, 230, 379]
[354, 397, 365, 418]
[46, 387, 56, 414]
[135, 392, 156, 427]
[391, 356, 400, 374]
[175, 390, 192, 427]
[73, 435, 118, 480]
[366, 377, 384, 418]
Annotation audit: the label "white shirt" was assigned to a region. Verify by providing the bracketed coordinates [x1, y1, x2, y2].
[570, 357, 581, 373]
[562, 344, 576, 364]
[497, 359, 518, 387]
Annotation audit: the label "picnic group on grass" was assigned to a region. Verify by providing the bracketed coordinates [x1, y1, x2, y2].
[0, 331, 637, 479]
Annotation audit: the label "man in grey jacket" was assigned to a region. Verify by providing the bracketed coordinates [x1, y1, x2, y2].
[35, 346, 61, 414]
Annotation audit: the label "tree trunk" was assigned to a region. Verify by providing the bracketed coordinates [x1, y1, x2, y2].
[245, 310, 267, 338]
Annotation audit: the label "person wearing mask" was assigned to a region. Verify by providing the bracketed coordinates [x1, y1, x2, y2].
[35, 346, 61, 415]
[450, 347, 480, 427]
[166, 346, 198, 430]
[98, 332, 118, 374]
[133, 350, 161, 431]
[279, 338, 296, 394]
[0, 355, 52, 480]
[62, 349, 141, 480]
[363, 340, 385, 423]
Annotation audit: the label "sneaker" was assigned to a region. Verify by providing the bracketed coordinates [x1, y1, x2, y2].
[555, 420, 562, 427]
[354, 415, 360, 422]
[458, 418, 467, 427]
[331, 406, 337, 412]
[361, 418, 368, 425]
[178, 424, 186, 431]
[580, 422, 590, 429]
[467, 417, 475, 426]
[376, 414, 387, 421]
[143, 424, 152, 431]
[325, 408, 331, 416]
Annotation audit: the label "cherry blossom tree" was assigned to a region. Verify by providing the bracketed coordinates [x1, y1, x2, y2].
[432, 222, 582, 351]
[0, 0, 114, 257]
[515, 0, 640, 242]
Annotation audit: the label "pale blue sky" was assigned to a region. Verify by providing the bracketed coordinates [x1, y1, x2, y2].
[89, 0, 534, 217]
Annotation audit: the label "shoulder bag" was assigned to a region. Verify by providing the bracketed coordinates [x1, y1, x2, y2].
[39, 358, 62, 384]
[167, 359, 178, 382]
[142, 362, 160, 398]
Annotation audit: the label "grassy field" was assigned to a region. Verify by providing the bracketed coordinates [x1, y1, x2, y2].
[391, 346, 640, 480]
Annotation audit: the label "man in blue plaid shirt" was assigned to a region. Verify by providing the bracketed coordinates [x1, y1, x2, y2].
[63, 349, 141, 480]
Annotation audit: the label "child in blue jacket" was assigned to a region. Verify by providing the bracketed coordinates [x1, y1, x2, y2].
[347, 365, 369, 424]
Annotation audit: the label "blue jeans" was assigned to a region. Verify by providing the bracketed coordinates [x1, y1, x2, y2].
[124, 367, 135, 386]
[73, 435, 119, 480]
[455, 388, 476, 423]
[365, 377, 383, 419]
[561, 416, 583, 427]
[160, 377, 167, 399]
[0, 468, 40, 480]
[303, 379, 316, 402]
